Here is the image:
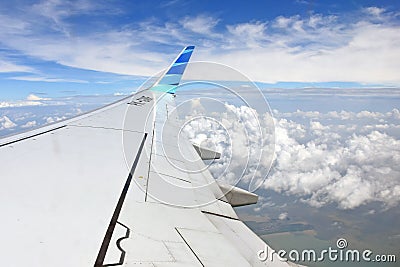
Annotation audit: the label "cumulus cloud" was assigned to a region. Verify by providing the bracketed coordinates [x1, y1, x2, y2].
[217, 9, 398, 84]
[278, 212, 289, 220]
[269, 122, 400, 210]
[180, 100, 275, 192]
[44, 116, 66, 124]
[182, 103, 400, 210]
[0, 116, 17, 130]
[21, 120, 37, 128]
[364, 7, 386, 17]
[26, 94, 50, 101]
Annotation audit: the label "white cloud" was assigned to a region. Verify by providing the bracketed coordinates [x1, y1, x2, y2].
[226, 22, 268, 48]
[0, 13, 30, 36]
[9, 76, 88, 83]
[0, 59, 33, 73]
[45, 116, 65, 124]
[30, 0, 109, 36]
[278, 212, 288, 220]
[180, 101, 273, 190]
[180, 15, 219, 35]
[273, 16, 294, 29]
[208, 17, 400, 84]
[0, 94, 64, 108]
[21, 120, 37, 128]
[364, 7, 386, 17]
[182, 104, 400, 210]
[0, 4, 399, 85]
[0, 5, 167, 76]
[267, 112, 400, 210]
[26, 94, 50, 101]
[0, 101, 43, 108]
[113, 92, 127, 96]
[195, 9, 399, 85]
[0, 116, 17, 130]
[45, 117, 54, 124]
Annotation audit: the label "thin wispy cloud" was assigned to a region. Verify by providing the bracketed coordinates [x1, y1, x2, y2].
[0, 57, 33, 73]
[9, 76, 89, 83]
[0, 1, 399, 87]
[180, 15, 220, 35]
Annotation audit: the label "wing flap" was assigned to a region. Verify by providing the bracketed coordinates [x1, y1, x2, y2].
[218, 183, 259, 207]
[192, 143, 221, 160]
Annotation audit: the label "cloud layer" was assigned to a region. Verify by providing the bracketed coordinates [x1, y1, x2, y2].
[268, 111, 400, 209]
[182, 102, 400, 210]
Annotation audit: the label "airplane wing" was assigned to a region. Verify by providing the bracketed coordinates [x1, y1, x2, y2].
[0, 46, 294, 266]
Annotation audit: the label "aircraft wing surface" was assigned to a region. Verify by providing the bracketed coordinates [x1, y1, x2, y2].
[0, 46, 294, 266]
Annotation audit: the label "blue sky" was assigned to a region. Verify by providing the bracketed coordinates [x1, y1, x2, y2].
[0, 0, 399, 100]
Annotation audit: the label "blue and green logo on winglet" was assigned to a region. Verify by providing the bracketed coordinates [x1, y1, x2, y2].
[151, 46, 195, 94]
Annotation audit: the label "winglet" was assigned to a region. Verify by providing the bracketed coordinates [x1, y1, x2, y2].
[151, 46, 195, 94]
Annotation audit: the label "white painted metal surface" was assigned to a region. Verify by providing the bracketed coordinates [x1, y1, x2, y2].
[0, 93, 147, 266]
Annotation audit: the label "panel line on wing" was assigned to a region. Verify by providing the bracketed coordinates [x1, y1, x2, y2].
[0, 125, 67, 148]
[95, 133, 148, 266]
[149, 170, 191, 183]
[175, 228, 205, 267]
[201, 210, 239, 221]
[67, 124, 144, 134]
[152, 152, 186, 163]
[144, 121, 156, 202]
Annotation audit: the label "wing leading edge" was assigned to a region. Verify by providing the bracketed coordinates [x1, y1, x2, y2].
[0, 46, 296, 267]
